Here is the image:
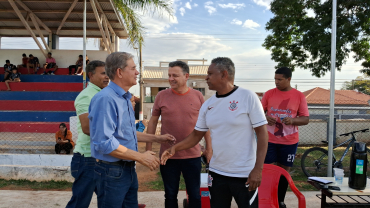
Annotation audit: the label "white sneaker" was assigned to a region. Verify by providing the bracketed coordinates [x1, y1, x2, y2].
[50, 72, 55, 75]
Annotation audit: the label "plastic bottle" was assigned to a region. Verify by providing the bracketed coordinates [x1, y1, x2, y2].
[348, 141, 368, 190]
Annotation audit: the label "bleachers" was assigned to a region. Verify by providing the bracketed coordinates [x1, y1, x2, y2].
[0, 67, 81, 153]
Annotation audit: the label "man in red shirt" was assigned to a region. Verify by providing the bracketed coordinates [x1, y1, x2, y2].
[262, 67, 309, 208]
[146, 61, 212, 208]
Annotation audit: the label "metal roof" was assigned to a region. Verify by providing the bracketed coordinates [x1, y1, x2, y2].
[0, 0, 128, 38]
[143, 65, 209, 79]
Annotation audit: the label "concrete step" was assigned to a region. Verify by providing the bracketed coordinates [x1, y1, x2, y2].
[0, 111, 76, 122]
[0, 91, 79, 100]
[0, 82, 83, 92]
[0, 101, 75, 111]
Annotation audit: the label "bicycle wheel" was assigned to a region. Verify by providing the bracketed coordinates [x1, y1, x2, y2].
[301, 147, 335, 177]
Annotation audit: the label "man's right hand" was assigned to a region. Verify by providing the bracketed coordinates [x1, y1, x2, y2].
[266, 115, 276, 126]
[139, 151, 160, 171]
[160, 146, 176, 165]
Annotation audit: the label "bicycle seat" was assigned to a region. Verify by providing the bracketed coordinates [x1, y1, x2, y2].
[321, 141, 328, 144]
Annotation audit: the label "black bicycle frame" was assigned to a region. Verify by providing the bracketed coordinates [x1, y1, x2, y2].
[332, 136, 356, 165]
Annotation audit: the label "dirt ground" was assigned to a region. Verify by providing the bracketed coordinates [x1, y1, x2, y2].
[136, 142, 162, 191]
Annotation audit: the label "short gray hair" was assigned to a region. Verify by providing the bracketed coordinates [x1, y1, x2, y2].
[211, 57, 235, 81]
[105, 52, 134, 80]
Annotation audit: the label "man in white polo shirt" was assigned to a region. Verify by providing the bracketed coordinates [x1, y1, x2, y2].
[161, 57, 268, 208]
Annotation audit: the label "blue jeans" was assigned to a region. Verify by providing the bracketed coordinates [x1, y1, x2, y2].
[160, 157, 202, 208]
[66, 153, 97, 208]
[94, 161, 138, 208]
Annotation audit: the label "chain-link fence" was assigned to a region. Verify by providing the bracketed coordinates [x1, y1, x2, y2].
[1, 80, 369, 154]
[0, 117, 163, 154]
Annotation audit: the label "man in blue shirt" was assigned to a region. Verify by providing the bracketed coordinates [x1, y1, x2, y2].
[89, 52, 175, 208]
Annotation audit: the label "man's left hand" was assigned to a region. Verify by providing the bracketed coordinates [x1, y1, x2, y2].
[245, 167, 262, 191]
[282, 117, 294, 125]
[156, 134, 176, 145]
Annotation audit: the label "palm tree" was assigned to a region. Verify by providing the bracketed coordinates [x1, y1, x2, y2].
[112, 0, 173, 48]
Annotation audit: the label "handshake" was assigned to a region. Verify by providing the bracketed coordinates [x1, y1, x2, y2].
[137, 134, 176, 171]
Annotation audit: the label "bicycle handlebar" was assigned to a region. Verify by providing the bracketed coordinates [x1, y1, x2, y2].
[339, 128, 369, 137]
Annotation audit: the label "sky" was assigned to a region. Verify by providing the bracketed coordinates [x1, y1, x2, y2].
[1, 0, 366, 95]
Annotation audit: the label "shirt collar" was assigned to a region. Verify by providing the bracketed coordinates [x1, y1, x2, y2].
[88, 82, 102, 92]
[108, 81, 132, 99]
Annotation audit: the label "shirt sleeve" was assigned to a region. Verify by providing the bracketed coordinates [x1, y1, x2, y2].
[88, 96, 120, 155]
[66, 130, 73, 141]
[298, 93, 310, 117]
[151, 92, 161, 116]
[247, 91, 268, 128]
[55, 132, 59, 142]
[75, 94, 90, 116]
[194, 102, 209, 132]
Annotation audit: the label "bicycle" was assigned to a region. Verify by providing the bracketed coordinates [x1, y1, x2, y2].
[301, 128, 370, 177]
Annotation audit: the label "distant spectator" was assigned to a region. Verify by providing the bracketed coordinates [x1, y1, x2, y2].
[55, 123, 74, 154]
[17, 53, 28, 68]
[42, 52, 58, 75]
[130, 94, 146, 132]
[3, 60, 16, 82]
[27, 54, 40, 74]
[75, 55, 90, 75]
[68, 55, 83, 75]
[5, 68, 21, 91]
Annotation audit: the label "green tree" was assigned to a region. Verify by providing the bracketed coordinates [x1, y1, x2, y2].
[263, 0, 370, 77]
[112, 0, 173, 48]
[341, 75, 370, 95]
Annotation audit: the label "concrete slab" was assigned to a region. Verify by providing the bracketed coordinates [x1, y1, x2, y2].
[0, 190, 321, 208]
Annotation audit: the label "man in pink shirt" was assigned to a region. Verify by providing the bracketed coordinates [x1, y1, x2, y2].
[42, 52, 58, 75]
[146, 61, 212, 208]
[262, 67, 309, 208]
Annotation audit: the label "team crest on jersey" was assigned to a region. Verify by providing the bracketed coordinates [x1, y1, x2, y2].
[229, 100, 238, 111]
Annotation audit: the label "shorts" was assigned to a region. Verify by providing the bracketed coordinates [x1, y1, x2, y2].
[264, 142, 298, 167]
[46, 63, 56, 68]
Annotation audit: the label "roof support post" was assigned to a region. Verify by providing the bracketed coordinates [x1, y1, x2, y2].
[102, 15, 114, 52]
[94, 1, 116, 37]
[8, 0, 47, 58]
[90, 0, 111, 53]
[115, 35, 119, 52]
[30, 13, 50, 52]
[14, 0, 51, 33]
[57, 0, 78, 35]
[82, 0, 87, 89]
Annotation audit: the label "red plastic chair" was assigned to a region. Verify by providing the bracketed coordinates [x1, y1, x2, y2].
[259, 164, 306, 208]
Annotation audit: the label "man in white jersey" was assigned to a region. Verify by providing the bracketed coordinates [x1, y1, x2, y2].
[161, 57, 268, 208]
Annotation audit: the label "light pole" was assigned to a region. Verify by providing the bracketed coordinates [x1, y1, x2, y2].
[139, 40, 144, 120]
[134, 40, 144, 121]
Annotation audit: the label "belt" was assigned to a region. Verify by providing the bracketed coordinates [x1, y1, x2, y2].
[96, 159, 135, 167]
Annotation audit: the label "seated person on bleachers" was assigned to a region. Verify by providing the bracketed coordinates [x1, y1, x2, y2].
[68, 55, 83, 75]
[75, 55, 90, 75]
[55, 123, 74, 154]
[5, 68, 21, 91]
[27, 54, 40, 74]
[42, 52, 58, 75]
[3, 60, 16, 82]
[17, 53, 28, 69]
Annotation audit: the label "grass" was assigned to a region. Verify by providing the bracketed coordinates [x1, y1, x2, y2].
[146, 172, 187, 191]
[0, 179, 72, 190]
[147, 146, 356, 192]
[0, 146, 362, 192]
